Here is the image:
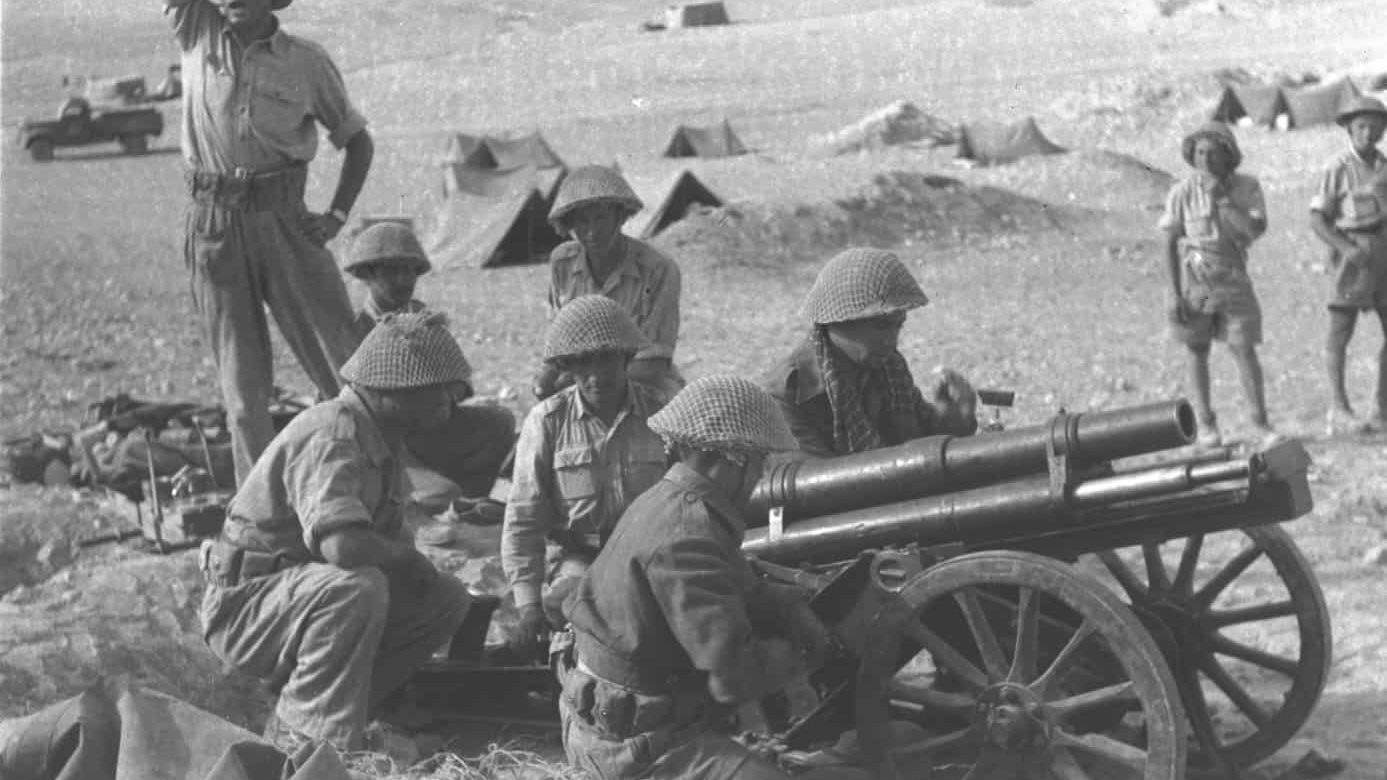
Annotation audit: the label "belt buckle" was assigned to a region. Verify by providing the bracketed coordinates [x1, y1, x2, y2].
[231, 166, 253, 182]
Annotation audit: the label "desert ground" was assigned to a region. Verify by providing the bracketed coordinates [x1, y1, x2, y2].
[2, 0, 1386, 776]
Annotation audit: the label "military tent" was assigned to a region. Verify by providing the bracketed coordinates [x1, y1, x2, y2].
[1283, 78, 1359, 128]
[624, 169, 723, 238]
[1209, 82, 1290, 126]
[954, 117, 1065, 166]
[662, 120, 748, 158]
[665, 2, 730, 28]
[441, 131, 566, 198]
[427, 167, 565, 269]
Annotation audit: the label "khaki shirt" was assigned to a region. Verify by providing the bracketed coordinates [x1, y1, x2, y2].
[548, 237, 681, 362]
[502, 384, 666, 608]
[165, 0, 367, 172]
[222, 387, 404, 559]
[1159, 172, 1267, 271]
[1311, 148, 1387, 231]
[563, 463, 772, 700]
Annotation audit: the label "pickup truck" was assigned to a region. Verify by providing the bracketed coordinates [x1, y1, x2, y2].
[17, 97, 165, 162]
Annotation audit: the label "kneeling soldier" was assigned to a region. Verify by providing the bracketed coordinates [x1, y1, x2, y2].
[200, 312, 473, 753]
[502, 295, 668, 660]
[559, 376, 868, 779]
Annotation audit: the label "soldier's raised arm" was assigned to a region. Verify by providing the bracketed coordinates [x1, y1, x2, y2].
[163, 0, 221, 52]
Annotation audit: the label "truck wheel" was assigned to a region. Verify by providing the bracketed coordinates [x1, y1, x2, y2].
[29, 138, 55, 162]
[120, 134, 149, 155]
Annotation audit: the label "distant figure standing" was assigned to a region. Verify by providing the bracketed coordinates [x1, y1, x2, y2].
[1160, 122, 1272, 446]
[539, 165, 684, 404]
[164, 0, 374, 483]
[1310, 96, 1387, 435]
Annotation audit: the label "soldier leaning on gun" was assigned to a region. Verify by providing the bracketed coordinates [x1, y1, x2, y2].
[199, 312, 472, 754]
[1310, 96, 1387, 435]
[164, 0, 373, 485]
[558, 376, 872, 780]
[1160, 121, 1274, 447]
[501, 296, 668, 661]
[344, 223, 515, 508]
[765, 247, 977, 458]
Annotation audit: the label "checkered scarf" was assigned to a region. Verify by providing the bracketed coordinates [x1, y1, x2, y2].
[813, 326, 923, 454]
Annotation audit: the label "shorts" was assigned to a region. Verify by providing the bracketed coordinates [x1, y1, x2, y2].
[1173, 306, 1262, 347]
[1174, 256, 1262, 347]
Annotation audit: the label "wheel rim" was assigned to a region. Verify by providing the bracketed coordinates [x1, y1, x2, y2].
[874, 551, 1186, 780]
[1088, 525, 1330, 769]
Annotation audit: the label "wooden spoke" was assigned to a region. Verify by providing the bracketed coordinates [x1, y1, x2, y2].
[1206, 600, 1298, 628]
[1048, 681, 1139, 721]
[1052, 728, 1149, 768]
[1008, 586, 1039, 684]
[1199, 654, 1272, 728]
[888, 680, 977, 719]
[889, 726, 973, 761]
[1030, 620, 1096, 697]
[900, 619, 990, 691]
[1097, 553, 1149, 602]
[1143, 543, 1172, 594]
[1193, 544, 1263, 609]
[953, 587, 1010, 682]
[1210, 634, 1300, 678]
[1048, 747, 1095, 780]
[1172, 534, 1205, 596]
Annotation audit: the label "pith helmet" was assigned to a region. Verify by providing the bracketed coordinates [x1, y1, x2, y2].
[271, 0, 292, 9]
[344, 222, 432, 278]
[801, 247, 929, 325]
[544, 295, 648, 362]
[548, 165, 643, 229]
[647, 375, 797, 455]
[340, 311, 472, 390]
[1336, 96, 1387, 127]
[1181, 121, 1242, 170]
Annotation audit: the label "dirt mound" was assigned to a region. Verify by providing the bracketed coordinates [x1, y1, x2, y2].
[0, 486, 131, 598]
[656, 170, 1067, 268]
[972, 148, 1175, 214]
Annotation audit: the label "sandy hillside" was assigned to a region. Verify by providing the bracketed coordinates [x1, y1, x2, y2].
[3, 0, 1387, 776]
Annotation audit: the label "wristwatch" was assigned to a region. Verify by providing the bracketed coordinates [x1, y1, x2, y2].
[327, 207, 349, 224]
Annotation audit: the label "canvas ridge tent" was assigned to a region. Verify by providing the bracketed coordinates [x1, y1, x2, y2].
[441, 131, 565, 198]
[624, 169, 724, 238]
[1283, 78, 1360, 128]
[955, 117, 1065, 166]
[1210, 78, 1359, 129]
[662, 119, 748, 158]
[427, 166, 565, 269]
[665, 2, 730, 28]
[1210, 82, 1290, 126]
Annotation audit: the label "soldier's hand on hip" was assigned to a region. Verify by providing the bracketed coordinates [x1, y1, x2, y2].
[301, 211, 345, 246]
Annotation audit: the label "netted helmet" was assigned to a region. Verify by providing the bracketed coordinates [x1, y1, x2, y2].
[340, 311, 472, 390]
[801, 247, 929, 325]
[548, 165, 643, 229]
[344, 222, 432, 278]
[647, 375, 796, 456]
[1180, 121, 1242, 171]
[543, 295, 648, 362]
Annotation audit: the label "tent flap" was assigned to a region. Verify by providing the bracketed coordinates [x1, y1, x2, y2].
[625, 169, 724, 238]
[662, 119, 748, 158]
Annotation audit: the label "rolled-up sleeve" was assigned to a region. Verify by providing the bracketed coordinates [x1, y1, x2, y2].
[165, 0, 217, 52]
[302, 42, 367, 149]
[1157, 182, 1185, 234]
[637, 258, 681, 361]
[1309, 164, 1341, 217]
[284, 436, 374, 556]
[502, 406, 559, 609]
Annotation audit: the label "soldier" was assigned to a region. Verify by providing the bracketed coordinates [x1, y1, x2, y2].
[538, 165, 684, 404]
[765, 247, 977, 458]
[164, 0, 374, 484]
[198, 312, 473, 754]
[1311, 96, 1387, 434]
[1160, 121, 1273, 446]
[559, 375, 868, 779]
[502, 296, 667, 660]
[344, 223, 516, 507]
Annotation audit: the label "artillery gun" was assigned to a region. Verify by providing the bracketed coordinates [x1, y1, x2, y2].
[741, 399, 1324, 779]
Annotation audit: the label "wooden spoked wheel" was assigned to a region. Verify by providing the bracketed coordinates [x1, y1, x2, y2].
[869, 551, 1186, 780]
[1089, 525, 1331, 770]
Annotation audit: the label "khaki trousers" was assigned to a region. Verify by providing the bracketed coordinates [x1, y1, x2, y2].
[199, 561, 470, 751]
[184, 170, 362, 484]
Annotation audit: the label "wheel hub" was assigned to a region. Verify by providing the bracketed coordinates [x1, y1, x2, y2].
[977, 683, 1051, 750]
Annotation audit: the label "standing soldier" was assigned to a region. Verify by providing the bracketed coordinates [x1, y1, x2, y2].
[1161, 121, 1273, 446]
[502, 296, 667, 660]
[1311, 96, 1387, 434]
[559, 375, 869, 779]
[164, 0, 374, 484]
[538, 165, 684, 404]
[765, 247, 977, 458]
[199, 312, 472, 754]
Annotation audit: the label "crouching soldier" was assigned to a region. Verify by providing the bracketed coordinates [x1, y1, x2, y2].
[501, 296, 668, 660]
[558, 376, 870, 779]
[199, 312, 474, 753]
[766, 247, 977, 458]
[346, 222, 515, 507]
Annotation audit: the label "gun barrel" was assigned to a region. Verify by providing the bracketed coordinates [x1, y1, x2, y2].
[751, 400, 1196, 521]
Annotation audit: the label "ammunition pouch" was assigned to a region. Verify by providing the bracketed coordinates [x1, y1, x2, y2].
[559, 633, 718, 743]
[200, 538, 304, 588]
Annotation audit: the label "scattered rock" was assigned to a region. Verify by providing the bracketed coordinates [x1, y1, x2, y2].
[1361, 543, 1387, 566]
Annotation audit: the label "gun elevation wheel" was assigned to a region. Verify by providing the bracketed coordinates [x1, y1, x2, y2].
[1089, 525, 1330, 770]
[868, 551, 1186, 780]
